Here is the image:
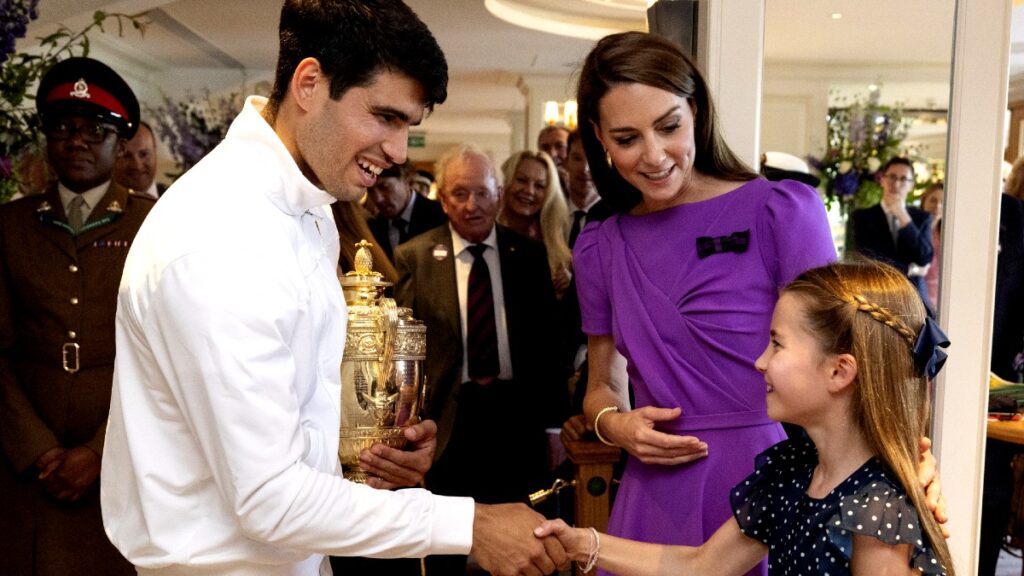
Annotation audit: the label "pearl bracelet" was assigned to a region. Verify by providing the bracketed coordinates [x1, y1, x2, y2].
[593, 406, 619, 447]
[581, 527, 600, 573]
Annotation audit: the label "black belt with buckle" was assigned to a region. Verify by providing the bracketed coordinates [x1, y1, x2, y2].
[62, 342, 80, 374]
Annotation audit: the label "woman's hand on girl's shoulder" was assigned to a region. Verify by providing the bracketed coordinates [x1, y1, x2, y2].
[609, 406, 708, 466]
[917, 436, 950, 538]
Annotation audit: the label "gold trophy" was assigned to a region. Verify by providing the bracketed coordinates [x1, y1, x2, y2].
[338, 240, 426, 483]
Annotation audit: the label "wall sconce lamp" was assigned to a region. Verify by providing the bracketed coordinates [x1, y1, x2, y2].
[544, 99, 578, 131]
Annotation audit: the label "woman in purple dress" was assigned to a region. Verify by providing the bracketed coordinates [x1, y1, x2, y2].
[572, 32, 836, 576]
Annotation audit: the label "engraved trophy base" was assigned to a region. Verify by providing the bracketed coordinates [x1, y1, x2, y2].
[338, 426, 408, 483]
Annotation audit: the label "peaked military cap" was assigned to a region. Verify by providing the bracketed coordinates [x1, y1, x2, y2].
[36, 56, 140, 138]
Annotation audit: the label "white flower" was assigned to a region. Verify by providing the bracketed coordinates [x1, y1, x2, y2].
[838, 161, 853, 174]
[867, 157, 881, 172]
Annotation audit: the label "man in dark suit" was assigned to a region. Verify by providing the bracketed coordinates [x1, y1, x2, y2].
[0, 57, 153, 576]
[366, 161, 446, 261]
[394, 144, 568, 574]
[850, 157, 934, 311]
[980, 190, 1024, 576]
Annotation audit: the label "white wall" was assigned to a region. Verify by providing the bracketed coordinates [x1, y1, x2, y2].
[760, 62, 953, 164]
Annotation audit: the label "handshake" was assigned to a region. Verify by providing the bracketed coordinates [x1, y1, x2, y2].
[471, 503, 597, 576]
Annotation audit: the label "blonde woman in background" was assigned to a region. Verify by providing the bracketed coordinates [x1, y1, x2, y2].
[499, 150, 574, 299]
[1006, 156, 1024, 201]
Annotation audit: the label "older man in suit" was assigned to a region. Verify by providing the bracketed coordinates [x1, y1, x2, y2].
[365, 161, 446, 261]
[394, 144, 568, 574]
[0, 57, 153, 576]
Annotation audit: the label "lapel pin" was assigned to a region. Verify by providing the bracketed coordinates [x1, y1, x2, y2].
[432, 244, 448, 261]
[36, 200, 52, 213]
[107, 200, 123, 213]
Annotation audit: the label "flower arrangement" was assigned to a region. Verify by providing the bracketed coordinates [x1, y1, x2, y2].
[809, 89, 912, 213]
[149, 89, 243, 178]
[0, 4, 145, 202]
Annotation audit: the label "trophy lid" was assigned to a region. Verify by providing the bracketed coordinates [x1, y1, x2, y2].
[339, 240, 391, 303]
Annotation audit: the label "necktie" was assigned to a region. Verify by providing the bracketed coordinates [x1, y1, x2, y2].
[394, 218, 409, 245]
[890, 214, 900, 245]
[568, 210, 586, 249]
[67, 195, 85, 233]
[466, 244, 499, 383]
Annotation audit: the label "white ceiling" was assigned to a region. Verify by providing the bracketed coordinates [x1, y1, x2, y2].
[21, 0, 1019, 161]
[32, 0, 969, 79]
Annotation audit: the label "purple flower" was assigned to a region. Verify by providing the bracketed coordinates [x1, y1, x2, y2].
[834, 170, 860, 197]
[0, 0, 39, 64]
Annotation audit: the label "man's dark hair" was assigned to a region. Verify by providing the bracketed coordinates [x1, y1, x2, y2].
[882, 157, 915, 177]
[266, 0, 448, 118]
[379, 160, 413, 180]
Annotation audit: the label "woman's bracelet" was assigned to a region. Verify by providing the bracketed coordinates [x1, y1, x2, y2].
[593, 406, 619, 447]
[581, 526, 600, 573]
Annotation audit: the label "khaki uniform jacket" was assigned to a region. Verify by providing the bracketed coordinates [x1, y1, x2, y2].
[0, 181, 154, 576]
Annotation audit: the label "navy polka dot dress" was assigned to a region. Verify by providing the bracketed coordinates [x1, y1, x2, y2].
[730, 438, 947, 575]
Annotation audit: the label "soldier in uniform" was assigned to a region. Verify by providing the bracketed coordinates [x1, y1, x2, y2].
[0, 57, 153, 576]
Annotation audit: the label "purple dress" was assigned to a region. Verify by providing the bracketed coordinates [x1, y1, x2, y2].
[574, 178, 836, 576]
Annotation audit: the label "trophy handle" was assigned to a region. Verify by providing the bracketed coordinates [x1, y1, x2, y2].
[377, 297, 399, 391]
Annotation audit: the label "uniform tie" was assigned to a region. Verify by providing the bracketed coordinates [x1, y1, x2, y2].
[466, 244, 499, 383]
[67, 195, 85, 233]
[568, 210, 585, 249]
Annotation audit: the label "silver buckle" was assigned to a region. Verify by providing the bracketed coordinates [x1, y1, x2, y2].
[62, 342, 80, 374]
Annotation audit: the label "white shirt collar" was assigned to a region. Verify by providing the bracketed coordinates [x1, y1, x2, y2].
[571, 194, 601, 213]
[397, 190, 417, 223]
[226, 96, 335, 216]
[450, 224, 498, 257]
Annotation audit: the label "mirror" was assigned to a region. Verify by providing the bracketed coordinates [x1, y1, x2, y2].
[761, 0, 954, 318]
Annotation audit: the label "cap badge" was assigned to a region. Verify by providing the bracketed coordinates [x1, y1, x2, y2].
[70, 78, 91, 100]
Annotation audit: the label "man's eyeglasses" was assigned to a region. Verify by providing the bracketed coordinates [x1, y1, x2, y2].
[884, 174, 915, 184]
[45, 120, 119, 144]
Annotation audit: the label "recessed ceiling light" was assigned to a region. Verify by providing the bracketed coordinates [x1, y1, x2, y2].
[831, 13, 843, 20]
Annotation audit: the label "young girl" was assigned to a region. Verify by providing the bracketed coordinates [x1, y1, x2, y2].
[538, 261, 953, 575]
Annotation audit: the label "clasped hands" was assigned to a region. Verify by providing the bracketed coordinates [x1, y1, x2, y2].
[35, 445, 101, 502]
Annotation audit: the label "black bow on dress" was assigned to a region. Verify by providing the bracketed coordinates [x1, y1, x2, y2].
[696, 230, 750, 259]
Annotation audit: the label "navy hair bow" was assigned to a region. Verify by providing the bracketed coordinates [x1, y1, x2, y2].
[696, 230, 750, 259]
[913, 317, 950, 380]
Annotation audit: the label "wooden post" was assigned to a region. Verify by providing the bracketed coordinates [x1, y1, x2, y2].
[563, 437, 622, 574]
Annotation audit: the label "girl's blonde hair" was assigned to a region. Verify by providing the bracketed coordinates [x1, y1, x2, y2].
[783, 260, 953, 575]
[498, 150, 573, 280]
